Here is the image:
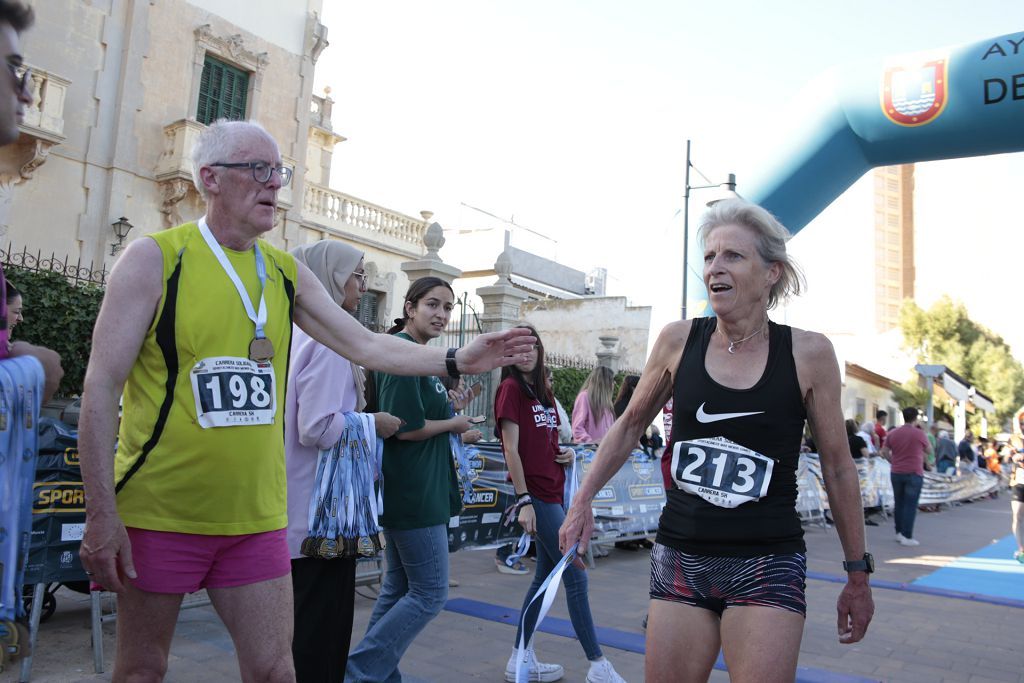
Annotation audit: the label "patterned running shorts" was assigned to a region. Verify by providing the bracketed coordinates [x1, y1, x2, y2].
[649, 542, 807, 616]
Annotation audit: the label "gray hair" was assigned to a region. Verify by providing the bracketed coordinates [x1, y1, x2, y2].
[191, 119, 274, 199]
[698, 198, 806, 310]
[860, 421, 874, 435]
[938, 430, 949, 440]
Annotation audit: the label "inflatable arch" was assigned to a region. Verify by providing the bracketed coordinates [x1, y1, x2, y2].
[687, 30, 1024, 316]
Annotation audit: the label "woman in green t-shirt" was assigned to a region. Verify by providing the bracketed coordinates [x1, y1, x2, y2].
[346, 276, 475, 682]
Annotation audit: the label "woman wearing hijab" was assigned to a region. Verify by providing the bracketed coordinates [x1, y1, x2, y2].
[285, 240, 402, 683]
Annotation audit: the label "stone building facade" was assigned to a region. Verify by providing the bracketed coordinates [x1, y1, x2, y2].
[2, 0, 427, 329]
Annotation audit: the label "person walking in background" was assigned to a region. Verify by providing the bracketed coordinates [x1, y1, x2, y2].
[495, 324, 625, 683]
[546, 366, 573, 444]
[958, 430, 977, 470]
[572, 366, 615, 444]
[846, 419, 869, 460]
[874, 410, 888, 450]
[935, 430, 957, 475]
[612, 374, 640, 418]
[1010, 449, 1024, 564]
[346, 277, 476, 682]
[284, 241, 402, 682]
[857, 421, 878, 455]
[883, 407, 932, 547]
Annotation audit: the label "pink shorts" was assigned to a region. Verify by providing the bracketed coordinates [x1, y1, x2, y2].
[123, 527, 291, 594]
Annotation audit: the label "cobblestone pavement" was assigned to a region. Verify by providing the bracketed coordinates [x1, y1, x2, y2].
[14, 494, 1024, 682]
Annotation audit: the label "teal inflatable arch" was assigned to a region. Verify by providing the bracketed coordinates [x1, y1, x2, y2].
[687, 30, 1024, 316]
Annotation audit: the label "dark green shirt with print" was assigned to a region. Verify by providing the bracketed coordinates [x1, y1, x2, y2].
[374, 332, 460, 530]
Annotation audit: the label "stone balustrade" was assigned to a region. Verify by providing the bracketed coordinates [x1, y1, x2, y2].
[303, 184, 427, 249]
[20, 65, 70, 144]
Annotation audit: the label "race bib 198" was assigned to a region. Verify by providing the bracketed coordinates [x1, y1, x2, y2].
[670, 436, 774, 508]
[190, 356, 275, 429]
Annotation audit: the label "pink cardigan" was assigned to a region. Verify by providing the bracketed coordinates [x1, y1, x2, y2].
[571, 389, 614, 444]
[284, 326, 359, 559]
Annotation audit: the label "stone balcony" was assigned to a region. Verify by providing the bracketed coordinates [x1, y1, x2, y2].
[0, 64, 71, 187]
[302, 184, 428, 257]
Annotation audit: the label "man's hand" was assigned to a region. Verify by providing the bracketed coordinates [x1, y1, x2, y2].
[454, 328, 536, 375]
[559, 498, 594, 555]
[837, 577, 874, 644]
[79, 512, 137, 593]
[461, 428, 482, 444]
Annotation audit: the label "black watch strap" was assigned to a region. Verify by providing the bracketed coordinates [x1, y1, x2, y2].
[843, 552, 874, 574]
[445, 347, 461, 378]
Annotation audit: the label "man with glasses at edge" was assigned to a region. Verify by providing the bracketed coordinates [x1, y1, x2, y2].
[77, 119, 536, 682]
[0, 1, 62, 398]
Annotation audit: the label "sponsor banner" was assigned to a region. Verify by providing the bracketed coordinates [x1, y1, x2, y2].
[24, 420, 88, 584]
[448, 443, 664, 551]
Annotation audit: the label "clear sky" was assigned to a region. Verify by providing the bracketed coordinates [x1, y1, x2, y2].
[315, 1, 1024, 358]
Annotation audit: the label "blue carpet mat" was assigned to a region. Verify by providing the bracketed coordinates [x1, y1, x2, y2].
[444, 597, 878, 683]
[911, 533, 1024, 601]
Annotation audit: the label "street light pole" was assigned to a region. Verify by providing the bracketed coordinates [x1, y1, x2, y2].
[681, 139, 737, 320]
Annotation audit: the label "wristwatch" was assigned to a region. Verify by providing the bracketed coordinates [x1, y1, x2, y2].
[842, 552, 875, 574]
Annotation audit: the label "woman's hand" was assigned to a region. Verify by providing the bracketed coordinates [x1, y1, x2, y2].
[448, 414, 474, 434]
[372, 412, 403, 439]
[554, 446, 575, 465]
[462, 428, 482, 444]
[518, 503, 537, 535]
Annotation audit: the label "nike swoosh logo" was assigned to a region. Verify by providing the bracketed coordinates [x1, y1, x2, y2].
[695, 402, 765, 423]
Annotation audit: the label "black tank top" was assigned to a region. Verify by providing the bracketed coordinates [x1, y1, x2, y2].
[656, 317, 807, 556]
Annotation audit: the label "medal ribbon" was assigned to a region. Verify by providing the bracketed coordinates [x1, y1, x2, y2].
[198, 216, 269, 341]
[448, 402, 477, 504]
[307, 412, 385, 555]
[514, 542, 580, 683]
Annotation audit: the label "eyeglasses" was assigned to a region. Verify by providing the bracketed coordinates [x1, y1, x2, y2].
[6, 60, 30, 93]
[352, 271, 368, 287]
[210, 161, 293, 186]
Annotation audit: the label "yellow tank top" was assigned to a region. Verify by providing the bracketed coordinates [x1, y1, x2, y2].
[114, 222, 297, 535]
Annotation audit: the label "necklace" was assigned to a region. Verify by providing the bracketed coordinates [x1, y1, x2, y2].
[718, 320, 767, 354]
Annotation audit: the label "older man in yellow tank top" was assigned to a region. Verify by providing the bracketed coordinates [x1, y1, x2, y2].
[77, 120, 536, 683]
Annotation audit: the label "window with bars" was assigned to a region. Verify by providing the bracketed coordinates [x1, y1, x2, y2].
[356, 291, 381, 331]
[196, 55, 249, 125]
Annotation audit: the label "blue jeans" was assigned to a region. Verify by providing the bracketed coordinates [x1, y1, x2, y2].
[890, 473, 924, 539]
[516, 499, 602, 661]
[345, 525, 448, 682]
[936, 458, 955, 475]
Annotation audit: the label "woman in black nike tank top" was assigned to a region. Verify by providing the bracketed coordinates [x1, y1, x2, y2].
[559, 199, 874, 683]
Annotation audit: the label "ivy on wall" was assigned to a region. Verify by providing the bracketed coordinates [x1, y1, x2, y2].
[5, 268, 104, 396]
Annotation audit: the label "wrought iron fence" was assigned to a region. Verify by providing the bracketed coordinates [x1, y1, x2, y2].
[444, 293, 493, 424]
[1, 243, 107, 287]
[547, 351, 643, 377]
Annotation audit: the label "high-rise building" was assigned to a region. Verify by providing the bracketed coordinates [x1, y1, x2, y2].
[872, 164, 915, 332]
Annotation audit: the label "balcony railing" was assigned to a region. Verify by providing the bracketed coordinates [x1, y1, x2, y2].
[20, 64, 70, 143]
[303, 184, 427, 249]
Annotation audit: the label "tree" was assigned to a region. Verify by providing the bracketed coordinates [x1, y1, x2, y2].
[900, 296, 1024, 428]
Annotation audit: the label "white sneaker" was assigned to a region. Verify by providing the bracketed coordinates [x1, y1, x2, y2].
[895, 532, 905, 543]
[898, 536, 920, 547]
[587, 658, 627, 683]
[505, 648, 564, 682]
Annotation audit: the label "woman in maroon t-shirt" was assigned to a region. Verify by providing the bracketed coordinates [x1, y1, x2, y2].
[494, 324, 625, 683]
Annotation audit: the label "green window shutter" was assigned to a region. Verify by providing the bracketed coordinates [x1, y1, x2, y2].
[197, 56, 249, 125]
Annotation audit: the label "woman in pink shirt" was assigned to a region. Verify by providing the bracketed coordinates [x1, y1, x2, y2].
[572, 366, 615, 444]
[285, 241, 401, 683]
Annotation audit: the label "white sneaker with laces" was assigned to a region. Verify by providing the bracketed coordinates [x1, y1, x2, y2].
[898, 536, 920, 547]
[504, 647, 564, 682]
[587, 658, 626, 683]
